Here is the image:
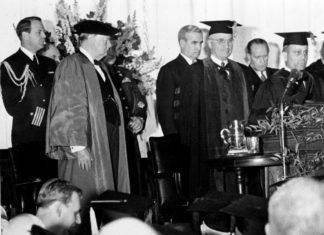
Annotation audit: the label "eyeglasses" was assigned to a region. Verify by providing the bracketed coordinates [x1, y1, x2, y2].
[210, 38, 234, 45]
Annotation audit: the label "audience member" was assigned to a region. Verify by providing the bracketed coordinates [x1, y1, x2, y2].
[3, 213, 45, 235]
[251, 32, 314, 120]
[0, 16, 57, 213]
[36, 178, 82, 235]
[244, 38, 278, 96]
[266, 177, 324, 235]
[156, 25, 204, 197]
[38, 43, 61, 64]
[99, 217, 158, 235]
[46, 20, 130, 214]
[306, 40, 324, 101]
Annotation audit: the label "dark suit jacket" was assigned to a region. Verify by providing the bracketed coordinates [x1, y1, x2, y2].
[156, 54, 203, 144]
[108, 64, 147, 127]
[0, 49, 56, 145]
[250, 68, 314, 122]
[306, 59, 324, 101]
[243, 65, 278, 96]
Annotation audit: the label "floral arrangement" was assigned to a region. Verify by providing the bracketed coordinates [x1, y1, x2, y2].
[55, 0, 107, 57]
[54, 0, 160, 95]
[114, 14, 161, 95]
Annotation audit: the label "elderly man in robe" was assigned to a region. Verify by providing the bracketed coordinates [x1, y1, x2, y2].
[46, 20, 130, 212]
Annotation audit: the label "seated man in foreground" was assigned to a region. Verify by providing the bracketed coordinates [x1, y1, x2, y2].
[36, 178, 82, 235]
[266, 177, 324, 235]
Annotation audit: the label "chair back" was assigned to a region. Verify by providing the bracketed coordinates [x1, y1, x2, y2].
[149, 135, 188, 222]
[149, 134, 181, 176]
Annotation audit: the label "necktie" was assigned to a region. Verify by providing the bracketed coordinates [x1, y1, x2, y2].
[32, 55, 39, 67]
[260, 71, 266, 81]
[220, 62, 230, 80]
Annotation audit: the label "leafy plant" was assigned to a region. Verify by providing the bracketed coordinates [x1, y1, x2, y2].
[247, 104, 324, 176]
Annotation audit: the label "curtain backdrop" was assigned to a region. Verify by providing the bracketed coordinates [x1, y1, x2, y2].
[1, 0, 324, 148]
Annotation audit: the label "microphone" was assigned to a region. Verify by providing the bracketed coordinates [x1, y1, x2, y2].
[285, 69, 301, 90]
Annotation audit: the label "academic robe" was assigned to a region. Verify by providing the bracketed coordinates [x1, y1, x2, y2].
[201, 58, 251, 158]
[251, 68, 314, 121]
[46, 52, 130, 206]
[306, 59, 324, 101]
[156, 55, 204, 197]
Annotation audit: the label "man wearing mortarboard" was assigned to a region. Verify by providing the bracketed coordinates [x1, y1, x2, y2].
[200, 20, 252, 190]
[251, 32, 314, 120]
[46, 20, 130, 216]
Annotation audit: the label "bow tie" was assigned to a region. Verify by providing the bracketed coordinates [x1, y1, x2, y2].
[94, 60, 101, 66]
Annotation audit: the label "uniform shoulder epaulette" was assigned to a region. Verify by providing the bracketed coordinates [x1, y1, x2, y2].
[2, 61, 37, 102]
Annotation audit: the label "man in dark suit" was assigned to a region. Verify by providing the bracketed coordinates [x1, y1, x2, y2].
[245, 38, 277, 97]
[306, 40, 324, 102]
[0, 16, 57, 183]
[156, 25, 204, 198]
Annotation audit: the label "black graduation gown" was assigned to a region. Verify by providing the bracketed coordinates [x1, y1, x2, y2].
[201, 58, 251, 158]
[156, 55, 204, 197]
[306, 59, 324, 101]
[250, 68, 314, 121]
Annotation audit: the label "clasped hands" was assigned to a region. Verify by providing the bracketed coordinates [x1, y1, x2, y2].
[128, 116, 144, 134]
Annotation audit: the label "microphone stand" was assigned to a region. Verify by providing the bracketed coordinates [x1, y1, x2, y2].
[279, 101, 287, 180]
[279, 69, 300, 180]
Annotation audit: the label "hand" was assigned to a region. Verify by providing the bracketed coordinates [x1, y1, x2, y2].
[76, 148, 92, 171]
[128, 116, 144, 134]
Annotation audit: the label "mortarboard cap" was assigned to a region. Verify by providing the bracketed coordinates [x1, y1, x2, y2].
[220, 194, 268, 235]
[201, 20, 242, 36]
[74, 20, 119, 36]
[276, 31, 313, 46]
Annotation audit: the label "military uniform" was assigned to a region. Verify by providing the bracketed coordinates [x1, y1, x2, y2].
[0, 48, 57, 181]
[109, 64, 147, 194]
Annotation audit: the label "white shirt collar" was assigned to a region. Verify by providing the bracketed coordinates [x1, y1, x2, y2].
[79, 47, 95, 64]
[211, 54, 228, 67]
[20, 46, 35, 61]
[180, 53, 195, 65]
[252, 68, 267, 79]
[284, 66, 292, 72]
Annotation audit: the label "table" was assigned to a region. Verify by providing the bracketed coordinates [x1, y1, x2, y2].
[206, 153, 282, 197]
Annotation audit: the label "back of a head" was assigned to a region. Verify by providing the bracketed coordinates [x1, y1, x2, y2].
[37, 178, 82, 209]
[3, 213, 45, 235]
[99, 217, 159, 235]
[267, 177, 324, 235]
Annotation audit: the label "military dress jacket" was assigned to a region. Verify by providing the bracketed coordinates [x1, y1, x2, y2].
[0, 49, 56, 146]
